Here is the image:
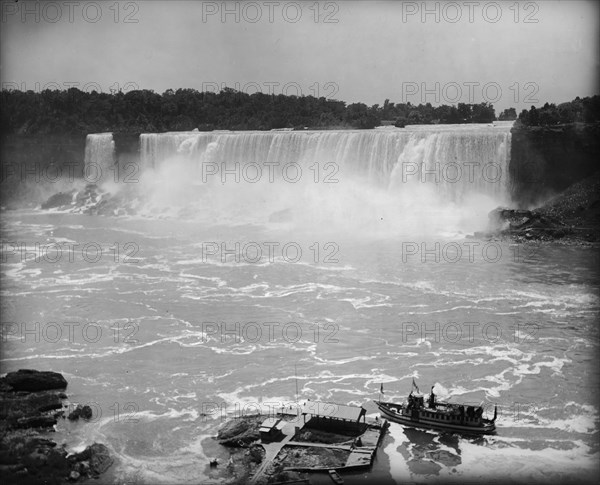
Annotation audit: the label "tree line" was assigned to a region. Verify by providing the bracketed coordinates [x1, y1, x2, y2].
[0, 87, 497, 133]
[0, 87, 597, 134]
[516, 96, 600, 126]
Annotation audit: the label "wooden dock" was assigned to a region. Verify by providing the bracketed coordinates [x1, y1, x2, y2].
[236, 406, 389, 483]
[282, 419, 389, 473]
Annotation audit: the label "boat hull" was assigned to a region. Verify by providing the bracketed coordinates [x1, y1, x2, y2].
[328, 469, 344, 484]
[375, 401, 496, 435]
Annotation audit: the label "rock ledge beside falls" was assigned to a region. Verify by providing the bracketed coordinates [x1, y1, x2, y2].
[482, 171, 600, 243]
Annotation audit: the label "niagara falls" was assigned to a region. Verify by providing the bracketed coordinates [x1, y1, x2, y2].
[1, 2, 598, 485]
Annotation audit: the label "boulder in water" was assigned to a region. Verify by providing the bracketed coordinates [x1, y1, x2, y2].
[68, 443, 113, 476]
[68, 404, 93, 421]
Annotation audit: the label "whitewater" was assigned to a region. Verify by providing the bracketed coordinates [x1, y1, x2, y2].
[1, 123, 598, 484]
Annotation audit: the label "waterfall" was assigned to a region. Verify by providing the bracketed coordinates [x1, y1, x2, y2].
[116, 124, 515, 234]
[84, 133, 115, 184]
[139, 124, 512, 204]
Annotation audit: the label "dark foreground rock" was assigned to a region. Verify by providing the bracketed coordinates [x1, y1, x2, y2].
[0, 369, 113, 484]
[2, 369, 68, 392]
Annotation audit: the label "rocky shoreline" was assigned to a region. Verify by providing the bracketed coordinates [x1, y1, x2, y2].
[480, 171, 600, 244]
[212, 415, 304, 485]
[0, 369, 113, 484]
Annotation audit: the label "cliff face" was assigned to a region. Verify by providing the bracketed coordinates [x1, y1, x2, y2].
[0, 133, 139, 208]
[0, 134, 86, 208]
[0, 134, 87, 178]
[509, 122, 600, 208]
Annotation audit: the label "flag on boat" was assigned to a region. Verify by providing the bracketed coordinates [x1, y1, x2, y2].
[412, 378, 420, 393]
[380, 383, 384, 394]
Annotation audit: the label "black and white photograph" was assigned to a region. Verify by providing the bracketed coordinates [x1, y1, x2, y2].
[1, 1, 599, 484]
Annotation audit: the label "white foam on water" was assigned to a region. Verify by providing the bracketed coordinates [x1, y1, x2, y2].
[457, 437, 599, 482]
[384, 424, 413, 484]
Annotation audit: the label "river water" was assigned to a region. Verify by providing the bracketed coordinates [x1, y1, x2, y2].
[1, 125, 598, 484]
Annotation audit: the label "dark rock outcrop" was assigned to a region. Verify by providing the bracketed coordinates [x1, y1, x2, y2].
[487, 171, 600, 242]
[40, 183, 136, 217]
[68, 443, 113, 477]
[488, 207, 572, 241]
[67, 404, 93, 421]
[40, 190, 76, 209]
[217, 416, 263, 447]
[1, 369, 68, 392]
[1, 391, 63, 422]
[0, 370, 113, 483]
[16, 415, 58, 429]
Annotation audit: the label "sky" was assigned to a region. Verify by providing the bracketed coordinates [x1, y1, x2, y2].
[1, 0, 598, 112]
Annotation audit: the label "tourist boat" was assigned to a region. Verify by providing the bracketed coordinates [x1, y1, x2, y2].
[374, 384, 497, 435]
[328, 469, 344, 484]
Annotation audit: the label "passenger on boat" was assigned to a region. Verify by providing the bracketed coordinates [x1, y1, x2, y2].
[428, 386, 436, 409]
[408, 392, 424, 412]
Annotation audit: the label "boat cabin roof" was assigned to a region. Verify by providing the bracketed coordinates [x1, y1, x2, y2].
[302, 401, 366, 422]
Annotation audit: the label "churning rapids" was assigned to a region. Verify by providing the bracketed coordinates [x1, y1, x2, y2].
[1, 124, 598, 484]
